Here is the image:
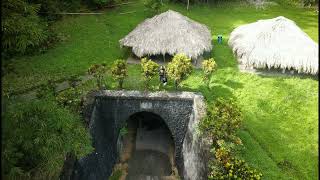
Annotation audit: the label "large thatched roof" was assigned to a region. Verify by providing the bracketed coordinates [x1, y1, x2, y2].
[119, 10, 212, 59]
[228, 16, 318, 75]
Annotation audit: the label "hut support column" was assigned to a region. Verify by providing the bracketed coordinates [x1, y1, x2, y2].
[163, 54, 166, 63]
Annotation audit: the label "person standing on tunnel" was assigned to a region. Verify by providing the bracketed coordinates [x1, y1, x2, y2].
[159, 65, 167, 86]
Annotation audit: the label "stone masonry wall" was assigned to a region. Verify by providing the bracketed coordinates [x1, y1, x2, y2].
[72, 90, 208, 180]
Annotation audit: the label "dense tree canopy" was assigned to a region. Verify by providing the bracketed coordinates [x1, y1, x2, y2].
[1, 0, 48, 57]
[2, 100, 93, 179]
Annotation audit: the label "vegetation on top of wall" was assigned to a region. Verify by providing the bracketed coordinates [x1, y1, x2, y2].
[111, 59, 128, 89]
[141, 57, 159, 90]
[167, 53, 193, 90]
[1, 99, 93, 179]
[88, 63, 108, 90]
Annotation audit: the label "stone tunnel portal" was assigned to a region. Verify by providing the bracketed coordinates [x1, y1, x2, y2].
[72, 90, 209, 180]
[116, 111, 177, 179]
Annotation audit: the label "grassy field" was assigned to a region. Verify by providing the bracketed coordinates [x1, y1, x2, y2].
[2, 0, 318, 179]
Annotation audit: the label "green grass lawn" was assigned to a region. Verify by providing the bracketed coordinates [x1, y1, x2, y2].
[2, 0, 318, 179]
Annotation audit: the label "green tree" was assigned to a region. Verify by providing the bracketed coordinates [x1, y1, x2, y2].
[167, 53, 193, 90]
[88, 63, 108, 90]
[2, 0, 48, 57]
[202, 58, 217, 88]
[2, 100, 93, 179]
[111, 59, 128, 89]
[141, 57, 159, 90]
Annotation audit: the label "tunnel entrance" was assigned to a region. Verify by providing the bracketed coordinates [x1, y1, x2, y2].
[114, 112, 178, 179]
[73, 90, 209, 180]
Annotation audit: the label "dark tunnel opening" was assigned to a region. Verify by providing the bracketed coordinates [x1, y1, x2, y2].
[113, 111, 178, 179]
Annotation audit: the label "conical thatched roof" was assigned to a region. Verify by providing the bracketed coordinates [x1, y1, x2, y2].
[228, 16, 318, 75]
[119, 10, 212, 59]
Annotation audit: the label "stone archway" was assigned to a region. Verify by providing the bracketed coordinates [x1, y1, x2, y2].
[73, 90, 209, 180]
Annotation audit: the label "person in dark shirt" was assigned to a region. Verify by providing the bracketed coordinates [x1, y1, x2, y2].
[159, 65, 167, 86]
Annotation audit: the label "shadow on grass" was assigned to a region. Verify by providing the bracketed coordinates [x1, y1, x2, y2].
[250, 67, 319, 81]
[182, 76, 243, 103]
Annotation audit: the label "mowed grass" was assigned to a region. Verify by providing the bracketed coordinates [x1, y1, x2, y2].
[2, 1, 318, 179]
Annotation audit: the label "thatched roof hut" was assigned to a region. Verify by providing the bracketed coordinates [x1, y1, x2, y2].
[228, 16, 318, 75]
[119, 10, 212, 59]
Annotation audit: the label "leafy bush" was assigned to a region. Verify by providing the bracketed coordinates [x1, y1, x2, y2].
[199, 98, 243, 146]
[202, 58, 217, 88]
[2, 100, 93, 179]
[111, 59, 128, 89]
[141, 57, 159, 89]
[88, 63, 108, 90]
[199, 98, 262, 179]
[167, 53, 193, 90]
[208, 146, 262, 179]
[56, 87, 84, 113]
[2, 0, 48, 57]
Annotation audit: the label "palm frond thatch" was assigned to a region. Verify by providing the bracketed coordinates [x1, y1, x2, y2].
[119, 10, 212, 59]
[228, 16, 318, 75]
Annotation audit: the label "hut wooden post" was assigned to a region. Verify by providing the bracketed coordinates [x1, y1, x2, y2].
[163, 54, 166, 63]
